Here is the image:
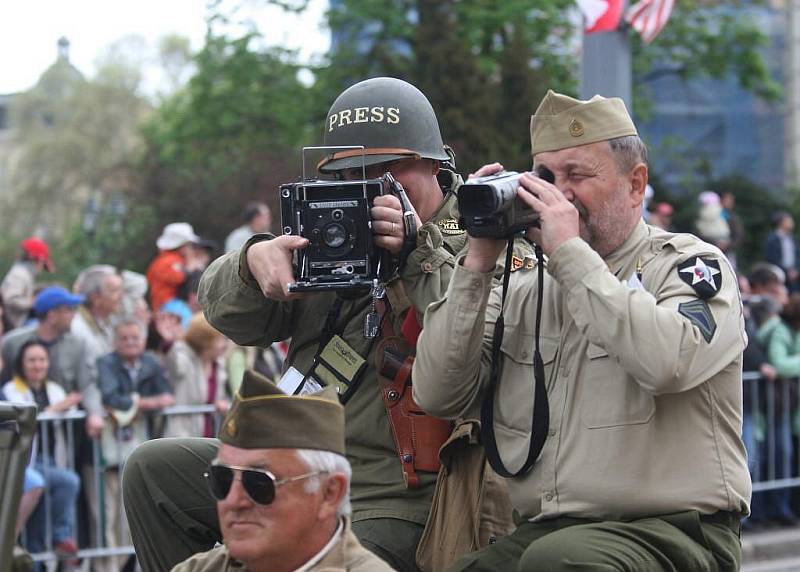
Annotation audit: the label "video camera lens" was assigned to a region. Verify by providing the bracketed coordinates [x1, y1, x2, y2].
[457, 170, 540, 238]
[468, 190, 500, 213]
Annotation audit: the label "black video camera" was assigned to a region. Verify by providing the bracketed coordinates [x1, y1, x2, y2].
[458, 169, 554, 238]
[280, 174, 402, 292]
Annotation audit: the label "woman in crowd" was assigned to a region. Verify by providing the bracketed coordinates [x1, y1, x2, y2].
[2, 340, 81, 556]
[164, 313, 230, 438]
[761, 292, 800, 525]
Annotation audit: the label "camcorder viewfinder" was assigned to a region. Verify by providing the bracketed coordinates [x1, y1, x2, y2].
[458, 168, 554, 239]
[280, 146, 407, 293]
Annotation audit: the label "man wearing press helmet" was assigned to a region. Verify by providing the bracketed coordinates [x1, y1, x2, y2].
[414, 91, 750, 570]
[123, 77, 527, 572]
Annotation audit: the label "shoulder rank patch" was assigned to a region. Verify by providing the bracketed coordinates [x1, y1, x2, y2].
[678, 299, 717, 343]
[437, 218, 464, 236]
[677, 256, 722, 299]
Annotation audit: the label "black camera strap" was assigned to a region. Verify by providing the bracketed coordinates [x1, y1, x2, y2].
[480, 239, 549, 478]
[322, 296, 346, 345]
[393, 184, 418, 272]
[303, 294, 383, 405]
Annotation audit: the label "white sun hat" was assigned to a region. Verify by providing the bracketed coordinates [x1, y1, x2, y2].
[156, 222, 200, 250]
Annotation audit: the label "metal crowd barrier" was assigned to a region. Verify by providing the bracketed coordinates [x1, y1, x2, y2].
[743, 371, 800, 493]
[22, 404, 222, 566]
[20, 375, 795, 564]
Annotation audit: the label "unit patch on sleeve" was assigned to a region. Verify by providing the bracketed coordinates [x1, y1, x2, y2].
[677, 257, 722, 299]
[678, 299, 717, 343]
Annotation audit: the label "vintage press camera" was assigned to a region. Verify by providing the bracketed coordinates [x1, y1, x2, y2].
[280, 164, 404, 292]
[458, 169, 555, 238]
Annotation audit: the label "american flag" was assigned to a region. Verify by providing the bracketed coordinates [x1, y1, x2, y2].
[625, 0, 676, 44]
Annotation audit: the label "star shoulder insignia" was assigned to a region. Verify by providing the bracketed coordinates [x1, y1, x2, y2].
[677, 256, 722, 299]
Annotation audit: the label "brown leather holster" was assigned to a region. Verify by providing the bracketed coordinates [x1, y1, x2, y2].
[376, 336, 452, 489]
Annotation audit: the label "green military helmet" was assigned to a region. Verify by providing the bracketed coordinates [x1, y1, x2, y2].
[318, 77, 451, 173]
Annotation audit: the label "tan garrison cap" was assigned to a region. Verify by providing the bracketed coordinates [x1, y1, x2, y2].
[530, 90, 638, 155]
[219, 370, 345, 455]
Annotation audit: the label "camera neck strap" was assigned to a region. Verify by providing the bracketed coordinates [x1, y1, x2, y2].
[394, 186, 418, 273]
[314, 294, 384, 405]
[480, 239, 550, 478]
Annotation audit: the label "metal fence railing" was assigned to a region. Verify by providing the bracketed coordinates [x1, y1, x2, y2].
[16, 374, 797, 563]
[743, 371, 800, 495]
[21, 405, 221, 566]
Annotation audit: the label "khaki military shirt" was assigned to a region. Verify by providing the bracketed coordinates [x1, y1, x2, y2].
[414, 221, 751, 521]
[170, 519, 394, 572]
[199, 171, 529, 526]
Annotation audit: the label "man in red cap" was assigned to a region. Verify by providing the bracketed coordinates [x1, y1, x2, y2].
[1, 237, 55, 328]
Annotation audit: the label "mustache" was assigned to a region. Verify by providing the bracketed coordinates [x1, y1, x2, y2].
[573, 199, 589, 220]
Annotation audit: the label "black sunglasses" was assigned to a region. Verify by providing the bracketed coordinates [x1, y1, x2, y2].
[204, 462, 324, 505]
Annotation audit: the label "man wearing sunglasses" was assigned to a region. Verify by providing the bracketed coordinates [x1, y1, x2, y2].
[169, 370, 393, 571]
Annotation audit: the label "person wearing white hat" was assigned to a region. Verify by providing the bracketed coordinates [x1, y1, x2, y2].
[146, 223, 202, 312]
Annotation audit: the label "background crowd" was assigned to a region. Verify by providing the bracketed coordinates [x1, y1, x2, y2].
[3, 188, 800, 567]
[0, 201, 284, 570]
[648, 188, 800, 532]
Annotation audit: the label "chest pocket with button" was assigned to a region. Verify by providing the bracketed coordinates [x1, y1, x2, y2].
[580, 343, 655, 429]
[495, 330, 558, 438]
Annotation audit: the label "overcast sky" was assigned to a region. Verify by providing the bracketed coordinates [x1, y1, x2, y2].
[1, 0, 330, 95]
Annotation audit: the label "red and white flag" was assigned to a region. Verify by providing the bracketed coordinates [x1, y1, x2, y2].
[577, 0, 624, 33]
[625, 0, 675, 44]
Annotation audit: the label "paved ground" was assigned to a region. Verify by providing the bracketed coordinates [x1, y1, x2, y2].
[743, 526, 800, 571]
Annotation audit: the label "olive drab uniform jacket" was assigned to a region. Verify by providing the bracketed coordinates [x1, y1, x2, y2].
[170, 519, 394, 572]
[199, 170, 532, 528]
[413, 221, 752, 521]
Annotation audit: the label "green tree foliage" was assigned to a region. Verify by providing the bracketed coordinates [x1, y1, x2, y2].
[157, 34, 196, 97]
[269, 0, 776, 176]
[3, 40, 152, 282]
[632, 0, 782, 117]
[51, 201, 159, 284]
[140, 31, 313, 250]
[314, 0, 577, 173]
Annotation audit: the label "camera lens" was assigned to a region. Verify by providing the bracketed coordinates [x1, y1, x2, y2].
[474, 189, 498, 211]
[459, 187, 498, 217]
[323, 223, 347, 248]
[332, 209, 344, 221]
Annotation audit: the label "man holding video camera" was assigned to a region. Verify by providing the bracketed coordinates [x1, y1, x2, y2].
[122, 77, 527, 572]
[413, 90, 751, 571]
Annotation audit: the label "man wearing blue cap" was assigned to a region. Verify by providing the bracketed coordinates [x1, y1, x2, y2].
[0, 286, 101, 435]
